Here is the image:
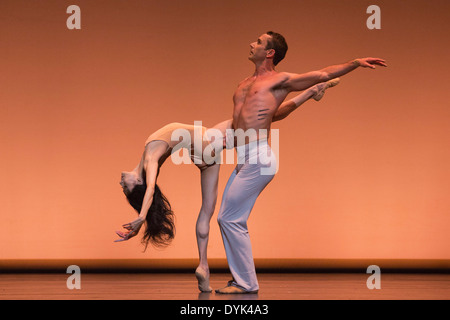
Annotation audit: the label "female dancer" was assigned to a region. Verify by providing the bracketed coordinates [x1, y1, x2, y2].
[114, 78, 340, 292]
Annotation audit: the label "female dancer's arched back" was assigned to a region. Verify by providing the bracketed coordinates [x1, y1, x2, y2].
[115, 79, 340, 292]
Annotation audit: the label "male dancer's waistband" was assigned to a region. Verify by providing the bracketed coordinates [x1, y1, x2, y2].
[236, 138, 271, 163]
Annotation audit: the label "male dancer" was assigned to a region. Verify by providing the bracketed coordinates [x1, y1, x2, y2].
[215, 31, 387, 293]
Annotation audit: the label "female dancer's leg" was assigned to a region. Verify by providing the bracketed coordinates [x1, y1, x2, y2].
[195, 163, 220, 292]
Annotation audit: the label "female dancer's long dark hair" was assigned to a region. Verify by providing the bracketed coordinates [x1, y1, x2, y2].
[125, 174, 175, 250]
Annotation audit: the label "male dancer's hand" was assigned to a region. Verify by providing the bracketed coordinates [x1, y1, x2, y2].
[114, 216, 145, 242]
[357, 57, 387, 69]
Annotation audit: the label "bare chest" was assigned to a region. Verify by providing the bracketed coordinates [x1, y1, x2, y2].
[233, 78, 267, 105]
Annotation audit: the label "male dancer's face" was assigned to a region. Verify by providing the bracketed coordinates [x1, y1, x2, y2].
[248, 34, 272, 63]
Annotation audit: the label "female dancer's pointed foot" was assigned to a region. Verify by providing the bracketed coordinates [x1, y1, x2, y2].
[313, 78, 341, 101]
[195, 266, 212, 293]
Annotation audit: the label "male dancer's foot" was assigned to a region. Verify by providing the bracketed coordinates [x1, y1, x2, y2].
[313, 78, 341, 101]
[195, 266, 212, 293]
[215, 280, 259, 294]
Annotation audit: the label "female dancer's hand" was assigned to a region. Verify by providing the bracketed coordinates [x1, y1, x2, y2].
[114, 216, 145, 242]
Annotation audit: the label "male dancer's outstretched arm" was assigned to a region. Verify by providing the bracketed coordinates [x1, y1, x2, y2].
[216, 31, 386, 294]
[280, 58, 387, 93]
[273, 57, 387, 121]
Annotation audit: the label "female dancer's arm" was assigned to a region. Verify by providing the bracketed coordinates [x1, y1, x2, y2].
[119, 159, 159, 239]
[115, 144, 165, 241]
[138, 159, 159, 220]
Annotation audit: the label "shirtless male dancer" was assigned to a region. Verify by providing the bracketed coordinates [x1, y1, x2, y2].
[215, 31, 387, 294]
[115, 81, 341, 293]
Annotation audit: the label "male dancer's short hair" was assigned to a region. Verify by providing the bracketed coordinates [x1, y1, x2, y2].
[266, 31, 288, 66]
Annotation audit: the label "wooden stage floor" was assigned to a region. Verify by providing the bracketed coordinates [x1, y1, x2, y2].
[1, 272, 449, 300]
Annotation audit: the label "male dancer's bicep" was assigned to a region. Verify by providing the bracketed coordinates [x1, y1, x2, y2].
[282, 71, 326, 92]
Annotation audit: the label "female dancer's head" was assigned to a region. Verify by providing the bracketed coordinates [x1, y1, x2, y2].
[120, 171, 175, 250]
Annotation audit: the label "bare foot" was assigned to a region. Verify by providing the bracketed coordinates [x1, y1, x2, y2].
[195, 266, 212, 293]
[215, 284, 258, 294]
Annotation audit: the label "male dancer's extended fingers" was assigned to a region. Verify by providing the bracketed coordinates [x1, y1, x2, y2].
[374, 59, 387, 66]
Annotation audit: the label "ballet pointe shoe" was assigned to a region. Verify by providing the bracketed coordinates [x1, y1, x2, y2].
[313, 77, 341, 101]
[195, 267, 212, 293]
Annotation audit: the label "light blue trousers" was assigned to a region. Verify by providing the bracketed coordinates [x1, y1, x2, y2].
[217, 139, 276, 292]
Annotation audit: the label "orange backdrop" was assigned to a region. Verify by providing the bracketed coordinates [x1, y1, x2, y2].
[1, 0, 449, 262]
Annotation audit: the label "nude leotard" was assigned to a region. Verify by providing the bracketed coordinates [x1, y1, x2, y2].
[144, 122, 211, 164]
[144, 120, 235, 165]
